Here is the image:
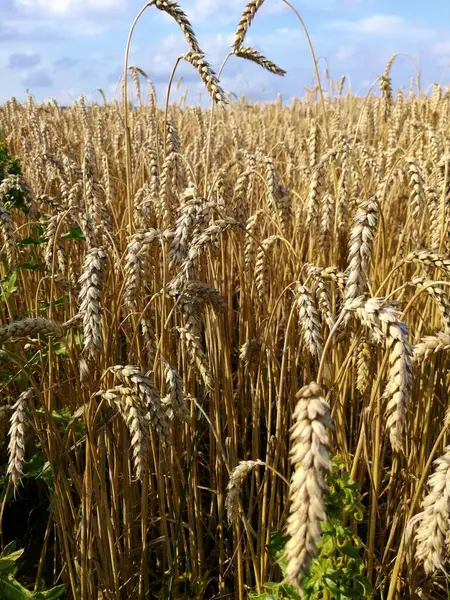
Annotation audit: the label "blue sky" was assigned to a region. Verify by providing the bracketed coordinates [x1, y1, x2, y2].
[0, 0, 449, 105]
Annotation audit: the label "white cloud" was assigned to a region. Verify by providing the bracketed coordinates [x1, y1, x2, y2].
[327, 14, 433, 40]
[14, 0, 125, 17]
[180, 0, 286, 25]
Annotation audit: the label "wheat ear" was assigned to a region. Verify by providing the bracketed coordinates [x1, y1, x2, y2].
[226, 459, 263, 524]
[109, 366, 170, 445]
[0, 318, 64, 344]
[78, 247, 107, 360]
[415, 444, 450, 573]
[7, 389, 33, 489]
[234, 46, 286, 76]
[284, 382, 332, 588]
[233, 0, 265, 50]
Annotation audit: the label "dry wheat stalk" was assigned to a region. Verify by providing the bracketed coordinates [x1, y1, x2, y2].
[284, 382, 332, 588]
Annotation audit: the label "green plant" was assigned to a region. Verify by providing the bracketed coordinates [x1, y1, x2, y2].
[0, 542, 65, 599]
[251, 460, 371, 600]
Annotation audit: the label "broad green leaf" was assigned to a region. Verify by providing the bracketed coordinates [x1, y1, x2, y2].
[0, 550, 24, 573]
[0, 574, 32, 599]
[61, 226, 85, 241]
[34, 585, 66, 599]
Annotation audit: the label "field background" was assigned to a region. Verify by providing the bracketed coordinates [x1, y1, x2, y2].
[0, 3, 449, 599]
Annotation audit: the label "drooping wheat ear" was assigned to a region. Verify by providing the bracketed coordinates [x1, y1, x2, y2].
[109, 365, 170, 445]
[244, 209, 263, 270]
[305, 161, 325, 229]
[174, 217, 240, 288]
[319, 192, 334, 253]
[284, 382, 332, 588]
[307, 120, 320, 169]
[176, 326, 212, 388]
[410, 277, 450, 332]
[405, 157, 425, 244]
[128, 65, 147, 106]
[101, 386, 149, 480]
[233, 0, 265, 50]
[336, 160, 349, 234]
[343, 194, 380, 307]
[169, 189, 206, 267]
[0, 318, 64, 345]
[7, 389, 33, 489]
[415, 444, 450, 573]
[78, 247, 107, 360]
[405, 250, 450, 277]
[182, 52, 227, 106]
[427, 186, 440, 252]
[0, 203, 17, 266]
[176, 280, 227, 313]
[162, 359, 189, 422]
[413, 332, 450, 363]
[306, 265, 335, 329]
[44, 214, 66, 275]
[80, 211, 96, 250]
[233, 47, 286, 76]
[356, 339, 372, 395]
[315, 266, 347, 294]
[124, 229, 167, 308]
[154, 0, 201, 53]
[255, 235, 278, 301]
[346, 297, 413, 452]
[295, 284, 324, 358]
[226, 459, 264, 524]
[62, 313, 83, 332]
[239, 338, 261, 366]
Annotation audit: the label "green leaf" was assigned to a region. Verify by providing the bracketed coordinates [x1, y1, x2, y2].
[17, 236, 47, 248]
[1, 271, 17, 299]
[2, 542, 17, 556]
[0, 550, 24, 574]
[17, 262, 44, 272]
[34, 585, 66, 599]
[0, 574, 32, 599]
[61, 226, 85, 241]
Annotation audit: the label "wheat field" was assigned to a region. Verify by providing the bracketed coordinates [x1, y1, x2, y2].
[0, 2, 450, 599]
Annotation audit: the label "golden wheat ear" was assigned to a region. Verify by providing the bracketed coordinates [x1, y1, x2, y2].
[234, 46, 286, 77]
[182, 52, 228, 106]
[154, 0, 201, 52]
[233, 0, 266, 50]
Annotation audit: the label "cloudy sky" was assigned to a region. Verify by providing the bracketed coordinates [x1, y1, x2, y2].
[0, 0, 449, 105]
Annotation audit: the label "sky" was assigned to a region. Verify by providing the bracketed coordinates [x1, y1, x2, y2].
[0, 0, 450, 105]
